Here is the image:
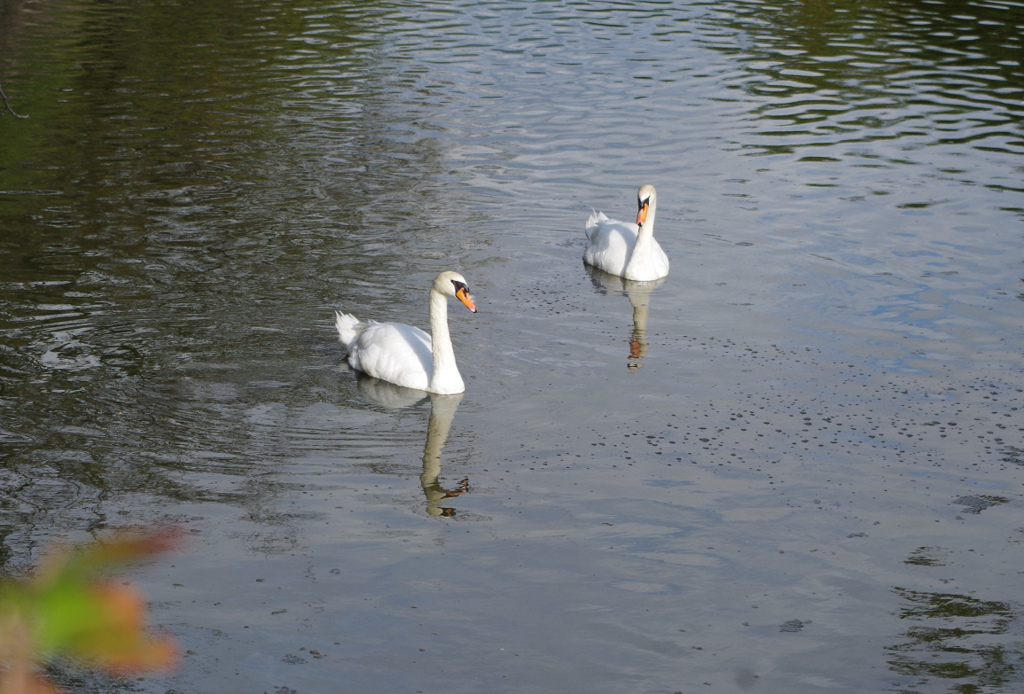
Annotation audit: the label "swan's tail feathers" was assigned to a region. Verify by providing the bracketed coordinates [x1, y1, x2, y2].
[584, 210, 610, 242]
[334, 311, 364, 348]
[584, 209, 600, 241]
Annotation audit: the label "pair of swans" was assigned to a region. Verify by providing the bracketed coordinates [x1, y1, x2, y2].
[335, 184, 668, 394]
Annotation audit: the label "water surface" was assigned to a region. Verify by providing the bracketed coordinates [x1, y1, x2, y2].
[1, 0, 1023, 692]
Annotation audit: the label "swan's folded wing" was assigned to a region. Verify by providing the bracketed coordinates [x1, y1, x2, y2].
[349, 322, 433, 391]
[583, 216, 639, 277]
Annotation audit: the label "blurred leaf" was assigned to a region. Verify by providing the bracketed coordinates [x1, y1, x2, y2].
[0, 528, 181, 694]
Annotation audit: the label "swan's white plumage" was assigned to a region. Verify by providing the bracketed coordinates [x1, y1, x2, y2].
[583, 184, 669, 282]
[335, 271, 476, 395]
[336, 317, 434, 390]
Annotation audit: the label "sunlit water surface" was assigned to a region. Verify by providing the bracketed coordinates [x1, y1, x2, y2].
[1, 0, 1023, 692]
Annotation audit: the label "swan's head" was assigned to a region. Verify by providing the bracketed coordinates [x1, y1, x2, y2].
[434, 271, 478, 313]
[635, 184, 657, 227]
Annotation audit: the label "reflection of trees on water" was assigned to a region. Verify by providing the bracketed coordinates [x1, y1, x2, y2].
[586, 266, 666, 370]
[702, 0, 1023, 171]
[886, 587, 1023, 691]
[357, 376, 469, 518]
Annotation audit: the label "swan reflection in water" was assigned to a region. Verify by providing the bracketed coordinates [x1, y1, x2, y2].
[357, 375, 469, 517]
[586, 265, 667, 370]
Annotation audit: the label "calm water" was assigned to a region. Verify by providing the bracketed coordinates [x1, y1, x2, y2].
[2, 0, 1024, 692]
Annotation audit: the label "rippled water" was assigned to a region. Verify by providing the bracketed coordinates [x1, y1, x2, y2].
[2, 0, 1023, 692]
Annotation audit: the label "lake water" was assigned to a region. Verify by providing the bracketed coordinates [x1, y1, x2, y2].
[2, 0, 1023, 692]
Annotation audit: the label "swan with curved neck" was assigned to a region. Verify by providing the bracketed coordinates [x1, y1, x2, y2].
[583, 184, 670, 282]
[335, 271, 477, 395]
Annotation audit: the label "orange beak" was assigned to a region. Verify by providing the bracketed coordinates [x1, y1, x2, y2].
[456, 287, 477, 313]
[636, 200, 649, 227]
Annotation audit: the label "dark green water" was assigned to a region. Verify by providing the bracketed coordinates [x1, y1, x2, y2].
[2, 0, 1023, 692]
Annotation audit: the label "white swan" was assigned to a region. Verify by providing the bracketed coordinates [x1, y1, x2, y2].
[335, 271, 477, 395]
[583, 184, 669, 282]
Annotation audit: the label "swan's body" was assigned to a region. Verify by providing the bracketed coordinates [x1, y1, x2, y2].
[583, 184, 669, 282]
[335, 271, 477, 395]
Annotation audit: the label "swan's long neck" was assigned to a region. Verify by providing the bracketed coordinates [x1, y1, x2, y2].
[428, 288, 462, 393]
[625, 204, 657, 277]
